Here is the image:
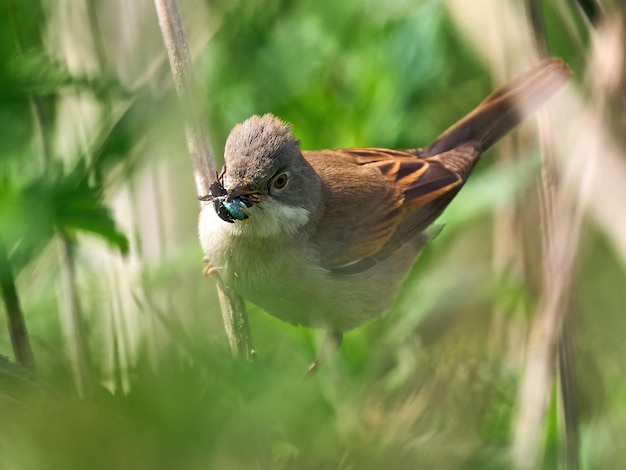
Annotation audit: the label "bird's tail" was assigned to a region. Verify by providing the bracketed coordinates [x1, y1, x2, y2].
[422, 58, 571, 157]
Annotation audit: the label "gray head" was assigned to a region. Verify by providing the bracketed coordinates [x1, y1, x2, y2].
[222, 114, 320, 211]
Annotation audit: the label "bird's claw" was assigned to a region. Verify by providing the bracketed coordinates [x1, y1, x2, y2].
[202, 257, 218, 276]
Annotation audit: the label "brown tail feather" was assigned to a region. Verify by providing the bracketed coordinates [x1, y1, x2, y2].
[423, 58, 571, 157]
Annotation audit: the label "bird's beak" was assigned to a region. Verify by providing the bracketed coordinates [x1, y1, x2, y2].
[226, 184, 253, 201]
[226, 185, 262, 206]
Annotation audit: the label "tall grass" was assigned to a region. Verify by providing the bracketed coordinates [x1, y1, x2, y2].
[1, 0, 625, 468]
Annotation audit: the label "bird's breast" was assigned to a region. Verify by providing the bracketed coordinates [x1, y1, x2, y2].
[198, 199, 311, 282]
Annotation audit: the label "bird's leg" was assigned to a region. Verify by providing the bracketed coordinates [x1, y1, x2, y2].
[202, 256, 218, 276]
[307, 331, 343, 375]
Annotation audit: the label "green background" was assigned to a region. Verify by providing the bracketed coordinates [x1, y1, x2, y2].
[1, 0, 624, 468]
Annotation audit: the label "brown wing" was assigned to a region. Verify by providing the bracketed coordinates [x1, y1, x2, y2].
[304, 145, 480, 272]
[373, 144, 481, 262]
[304, 149, 404, 270]
[305, 60, 570, 273]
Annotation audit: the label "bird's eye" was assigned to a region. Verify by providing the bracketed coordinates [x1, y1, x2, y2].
[271, 172, 289, 191]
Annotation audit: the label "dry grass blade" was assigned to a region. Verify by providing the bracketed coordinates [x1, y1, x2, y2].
[512, 3, 583, 469]
[558, 307, 581, 470]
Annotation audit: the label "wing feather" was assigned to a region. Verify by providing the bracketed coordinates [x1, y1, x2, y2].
[304, 145, 480, 272]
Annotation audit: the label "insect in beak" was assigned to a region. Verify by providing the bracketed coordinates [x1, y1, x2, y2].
[226, 185, 261, 204]
[198, 170, 260, 223]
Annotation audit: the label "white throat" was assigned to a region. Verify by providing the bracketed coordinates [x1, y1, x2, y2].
[236, 198, 309, 237]
[200, 197, 310, 239]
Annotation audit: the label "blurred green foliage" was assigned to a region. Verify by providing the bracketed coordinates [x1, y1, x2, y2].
[1, 0, 625, 469]
[202, 0, 489, 154]
[0, 0, 129, 277]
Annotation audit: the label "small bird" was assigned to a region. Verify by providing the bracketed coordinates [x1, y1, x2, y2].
[199, 58, 570, 368]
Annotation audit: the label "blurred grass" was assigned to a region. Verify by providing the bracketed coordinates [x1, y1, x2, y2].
[1, 0, 625, 468]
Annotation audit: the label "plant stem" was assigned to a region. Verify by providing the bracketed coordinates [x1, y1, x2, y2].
[0, 239, 35, 371]
[512, 3, 582, 468]
[57, 234, 92, 397]
[153, 0, 255, 359]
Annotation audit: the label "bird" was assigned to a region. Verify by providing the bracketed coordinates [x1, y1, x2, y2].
[198, 58, 571, 369]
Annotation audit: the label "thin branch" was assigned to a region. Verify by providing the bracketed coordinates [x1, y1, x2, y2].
[57, 234, 92, 397]
[527, 0, 549, 57]
[512, 3, 582, 469]
[558, 307, 581, 470]
[573, 0, 604, 26]
[153, 0, 215, 193]
[0, 239, 35, 371]
[153, 0, 255, 359]
[216, 280, 256, 359]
